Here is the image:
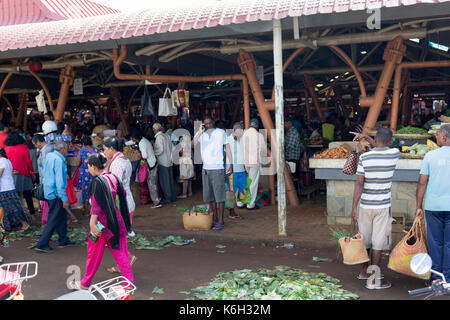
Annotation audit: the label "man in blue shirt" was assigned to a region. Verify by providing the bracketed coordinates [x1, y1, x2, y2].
[34, 141, 72, 252]
[416, 124, 450, 282]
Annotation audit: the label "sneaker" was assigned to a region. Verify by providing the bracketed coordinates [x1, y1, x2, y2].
[33, 245, 54, 253]
[151, 203, 163, 209]
[58, 241, 75, 248]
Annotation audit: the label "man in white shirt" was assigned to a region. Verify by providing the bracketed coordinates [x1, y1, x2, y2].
[153, 122, 175, 203]
[130, 130, 162, 209]
[193, 116, 232, 231]
[243, 118, 267, 210]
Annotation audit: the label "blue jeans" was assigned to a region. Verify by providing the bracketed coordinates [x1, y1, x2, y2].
[425, 210, 450, 281]
[36, 198, 69, 248]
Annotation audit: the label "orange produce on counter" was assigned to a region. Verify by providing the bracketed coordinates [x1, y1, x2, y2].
[313, 146, 350, 159]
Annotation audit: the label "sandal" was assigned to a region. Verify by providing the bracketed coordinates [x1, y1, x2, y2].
[130, 255, 137, 267]
[357, 274, 384, 280]
[229, 214, 242, 220]
[365, 280, 391, 290]
[212, 224, 226, 231]
[17, 225, 30, 233]
[107, 266, 121, 274]
[69, 279, 89, 290]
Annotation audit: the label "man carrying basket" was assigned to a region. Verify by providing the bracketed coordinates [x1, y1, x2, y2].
[351, 128, 400, 290]
[415, 124, 450, 283]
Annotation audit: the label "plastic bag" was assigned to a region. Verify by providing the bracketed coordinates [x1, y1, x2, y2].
[141, 86, 155, 116]
[158, 87, 177, 117]
[137, 160, 148, 183]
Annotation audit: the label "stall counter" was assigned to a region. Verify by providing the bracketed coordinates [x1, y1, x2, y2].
[309, 158, 422, 225]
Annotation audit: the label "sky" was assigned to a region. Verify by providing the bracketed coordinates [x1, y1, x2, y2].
[93, 0, 222, 12]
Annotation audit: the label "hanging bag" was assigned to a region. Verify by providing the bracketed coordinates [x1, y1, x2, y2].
[387, 216, 430, 279]
[179, 156, 194, 180]
[342, 141, 361, 175]
[141, 86, 155, 116]
[338, 222, 370, 265]
[137, 160, 148, 183]
[158, 87, 177, 117]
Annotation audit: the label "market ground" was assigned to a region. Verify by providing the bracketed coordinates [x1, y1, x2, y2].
[2, 184, 448, 301]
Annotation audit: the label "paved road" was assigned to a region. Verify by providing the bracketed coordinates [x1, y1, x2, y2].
[2, 234, 446, 302]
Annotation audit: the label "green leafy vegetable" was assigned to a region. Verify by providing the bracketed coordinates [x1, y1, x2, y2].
[187, 266, 359, 300]
[152, 286, 165, 294]
[396, 126, 428, 135]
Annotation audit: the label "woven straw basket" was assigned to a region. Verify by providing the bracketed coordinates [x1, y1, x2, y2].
[393, 133, 432, 139]
[182, 205, 212, 231]
[339, 234, 370, 265]
[388, 216, 430, 279]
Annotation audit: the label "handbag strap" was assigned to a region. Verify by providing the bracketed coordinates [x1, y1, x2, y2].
[163, 86, 171, 98]
[144, 85, 150, 96]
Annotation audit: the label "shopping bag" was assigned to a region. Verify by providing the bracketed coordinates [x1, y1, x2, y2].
[388, 216, 430, 279]
[240, 177, 253, 205]
[137, 160, 148, 183]
[338, 223, 370, 265]
[172, 89, 189, 108]
[179, 157, 194, 179]
[342, 141, 361, 175]
[158, 87, 177, 116]
[35, 90, 47, 113]
[66, 177, 77, 205]
[141, 86, 155, 116]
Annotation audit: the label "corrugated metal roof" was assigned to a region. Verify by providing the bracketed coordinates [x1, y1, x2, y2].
[0, 0, 449, 53]
[0, 0, 120, 26]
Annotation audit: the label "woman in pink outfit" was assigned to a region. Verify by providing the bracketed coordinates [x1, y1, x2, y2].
[70, 153, 133, 289]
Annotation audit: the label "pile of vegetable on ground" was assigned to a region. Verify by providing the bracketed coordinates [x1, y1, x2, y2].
[186, 266, 359, 300]
[7, 226, 192, 250]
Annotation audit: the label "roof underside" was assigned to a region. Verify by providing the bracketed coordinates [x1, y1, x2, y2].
[0, 0, 450, 56]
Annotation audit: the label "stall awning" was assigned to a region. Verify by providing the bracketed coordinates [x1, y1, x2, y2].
[0, 0, 120, 26]
[0, 0, 449, 54]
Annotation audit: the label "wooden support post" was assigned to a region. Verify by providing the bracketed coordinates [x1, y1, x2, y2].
[1, 96, 15, 123]
[55, 65, 75, 122]
[363, 37, 406, 133]
[0, 72, 13, 101]
[16, 93, 28, 127]
[110, 86, 130, 135]
[303, 74, 325, 122]
[304, 90, 311, 125]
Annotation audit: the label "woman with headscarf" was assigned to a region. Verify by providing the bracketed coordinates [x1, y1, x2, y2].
[70, 154, 133, 289]
[102, 137, 137, 273]
[103, 137, 135, 221]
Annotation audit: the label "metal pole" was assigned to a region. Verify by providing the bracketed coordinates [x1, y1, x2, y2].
[273, 19, 286, 237]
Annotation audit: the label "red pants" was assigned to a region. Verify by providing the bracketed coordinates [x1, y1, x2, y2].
[80, 234, 134, 288]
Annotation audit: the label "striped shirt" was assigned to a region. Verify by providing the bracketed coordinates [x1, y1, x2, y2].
[356, 147, 400, 209]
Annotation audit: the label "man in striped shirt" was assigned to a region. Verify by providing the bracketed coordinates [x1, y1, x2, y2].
[351, 128, 400, 290]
